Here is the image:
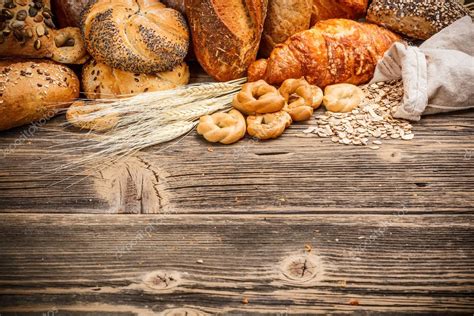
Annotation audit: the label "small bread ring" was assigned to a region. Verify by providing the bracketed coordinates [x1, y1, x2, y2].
[197, 109, 246, 144]
[233, 80, 285, 115]
[279, 78, 323, 121]
[247, 111, 292, 140]
[323, 83, 365, 113]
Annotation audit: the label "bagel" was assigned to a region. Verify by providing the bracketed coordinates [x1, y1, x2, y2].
[247, 111, 292, 140]
[279, 78, 323, 121]
[323, 83, 365, 113]
[197, 109, 246, 145]
[232, 80, 285, 115]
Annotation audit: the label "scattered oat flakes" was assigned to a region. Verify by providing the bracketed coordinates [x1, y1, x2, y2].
[242, 297, 249, 304]
[304, 244, 312, 253]
[349, 299, 360, 306]
[196, 259, 204, 264]
[207, 147, 214, 152]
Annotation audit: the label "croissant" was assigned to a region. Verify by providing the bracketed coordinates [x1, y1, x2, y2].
[248, 19, 401, 88]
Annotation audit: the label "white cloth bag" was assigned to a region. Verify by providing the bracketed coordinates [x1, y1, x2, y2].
[370, 16, 474, 121]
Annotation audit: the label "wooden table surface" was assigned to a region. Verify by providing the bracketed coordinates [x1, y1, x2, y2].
[0, 70, 473, 315]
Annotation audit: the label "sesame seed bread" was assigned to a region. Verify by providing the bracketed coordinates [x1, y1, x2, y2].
[82, 59, 190, 99]
[185, 0, 268, 82]
[82, 0, 189, 74]
[260, 0, 313, 58]
[0, 0, 88, 64]
[367, 0, 470, 40]
[0, 59, 80, 131]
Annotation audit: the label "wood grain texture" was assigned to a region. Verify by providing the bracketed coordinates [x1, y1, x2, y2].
[0, 213, 473, 315]
[0, 109, 472, 214]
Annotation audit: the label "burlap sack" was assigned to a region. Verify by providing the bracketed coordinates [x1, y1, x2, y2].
[371, 16, 474, 121]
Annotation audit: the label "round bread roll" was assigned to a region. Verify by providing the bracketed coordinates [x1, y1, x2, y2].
[323, 83, 365, 113]
[51, 0, 89, 28]
[82, 60, 190, 99]
[82, 0, 189, 74]
[0, 60, 80, 131]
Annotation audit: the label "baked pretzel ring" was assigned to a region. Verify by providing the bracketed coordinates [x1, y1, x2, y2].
[279, 78, 323, 121]
[232, 80, 285, 115]
[197, 109, 246, 144]
[323, 83, 365, 113]
[247, 111, 292, 140]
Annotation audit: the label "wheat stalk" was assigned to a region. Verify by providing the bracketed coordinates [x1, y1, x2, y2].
[40, 78, 246, 176]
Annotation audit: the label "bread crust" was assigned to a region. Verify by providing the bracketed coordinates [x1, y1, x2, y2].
[185, 0, 268, 81]
[51, 0, 89, 28]
[260, 0, 312, 58]
[248, 19, 401, 87]
[0, 60, 79, 131]
[82, 0, 189, 74]
[310, 0, 368, 25]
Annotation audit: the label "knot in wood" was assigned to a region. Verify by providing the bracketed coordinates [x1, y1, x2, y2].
[143, 270, 181, 291]
[279, 254, 321, 284]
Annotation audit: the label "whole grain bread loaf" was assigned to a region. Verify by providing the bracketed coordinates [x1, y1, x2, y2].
[367, 0, 470, 40]
[185, 0, 268, 81]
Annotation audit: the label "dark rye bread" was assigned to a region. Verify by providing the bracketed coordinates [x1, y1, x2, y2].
[185, 0, 268, 82]
[367, 0, 470, 40]
[81, 0, 189, 74]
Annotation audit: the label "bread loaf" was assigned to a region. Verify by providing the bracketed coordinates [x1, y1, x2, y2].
[82, 60, 190, 99]
[0, 0, 88, 64]
[0, 60, 80, 131]
[51, 0, 89, 28]
[185, 0, 268, 81]
[260, 0, 312, 57]
[311, 0, 368, 25]
[248, 19, 400, 88]
[367, 0, 470, 40]
[160, 0, 185, 15]
[82, 0, 189, 74]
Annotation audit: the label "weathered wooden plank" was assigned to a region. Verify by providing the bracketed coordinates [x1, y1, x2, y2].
[0, 214, 472, 314]
[1, 109, 473, 214]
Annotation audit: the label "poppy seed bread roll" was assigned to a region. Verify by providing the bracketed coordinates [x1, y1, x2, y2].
[82, 0, 189, 74]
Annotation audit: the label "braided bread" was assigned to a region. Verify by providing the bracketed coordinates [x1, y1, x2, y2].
[279, 78, 323, 121]
[323, 83, 364, 112]
[233, 80, 285, 115]
[0, 0, 88, 64]
[197, 109, 246, 145]
[82, 0, 189, 74]
[247, 111, 292, 140]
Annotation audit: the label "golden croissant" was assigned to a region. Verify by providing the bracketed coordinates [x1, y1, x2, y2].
[248, 19, 400, 88]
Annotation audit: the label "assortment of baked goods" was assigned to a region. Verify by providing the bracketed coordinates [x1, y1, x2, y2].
[0, 0, 88, 64]
[0, 59, 79, 131]
[82, 60, 190, 99]
[0, 0, 468, 150]
[248, 19, 401, 87]
[82, 0, 189, 74]
[367, 0, 471, 40]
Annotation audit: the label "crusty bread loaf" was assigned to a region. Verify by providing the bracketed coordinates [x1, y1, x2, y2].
[248, 19, 400, 87]
[367, 0, 470, 40]
[0, 60, 80, 131]
[82, 0, 189, 74]
[51, 0, 89, 28]
[161, 0, 186, 15]
[82, 60, 190, 99]
[0, 0, 88, 64]
[185, 0, 268, 81]
[311, 0, 368, 25]
[260, 0, 312, 57]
